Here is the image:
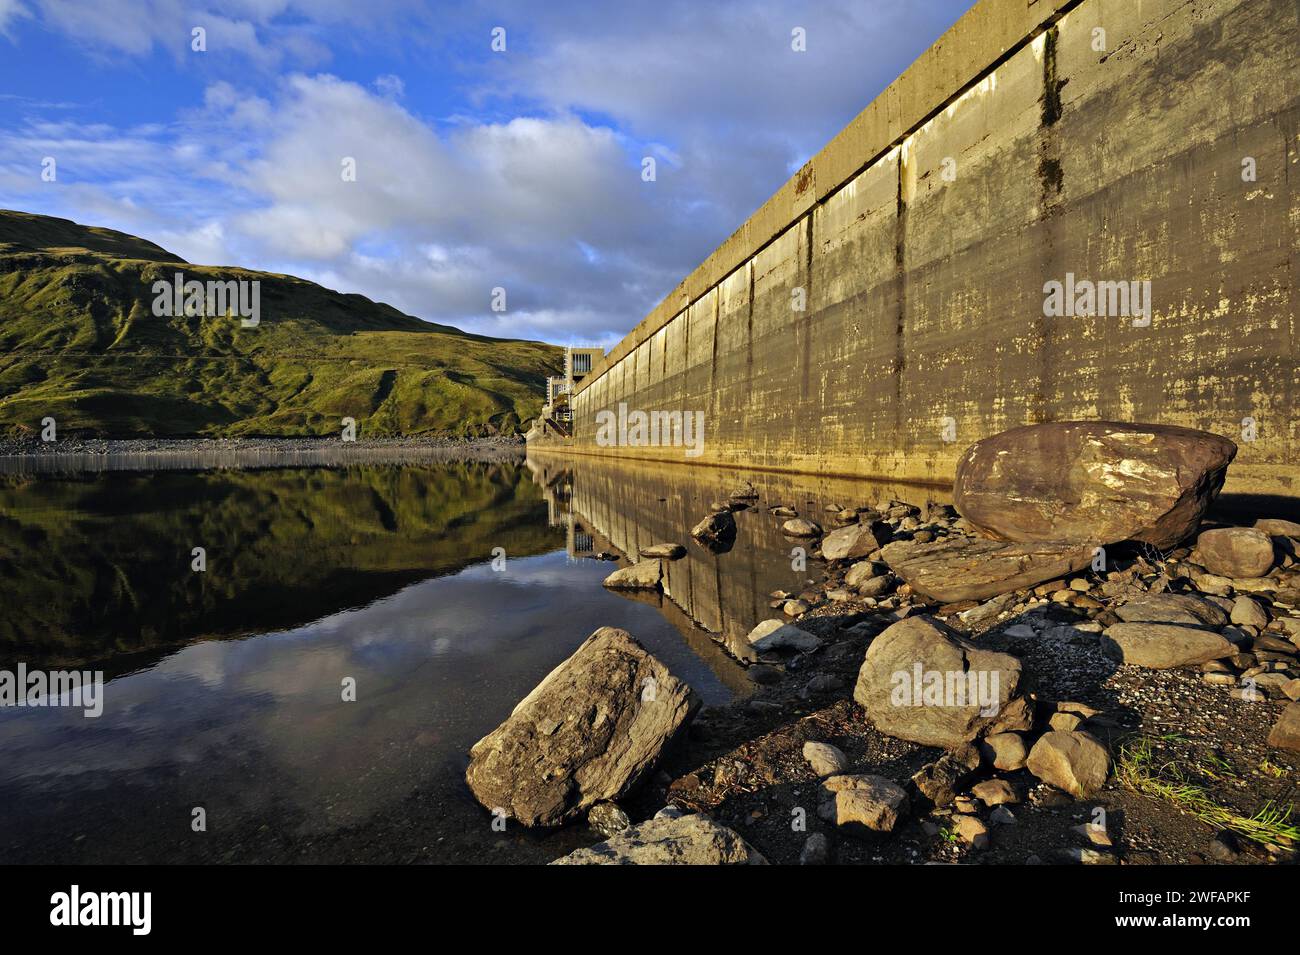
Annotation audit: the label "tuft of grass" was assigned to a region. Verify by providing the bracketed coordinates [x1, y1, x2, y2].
[1117, 736, 1299, 849]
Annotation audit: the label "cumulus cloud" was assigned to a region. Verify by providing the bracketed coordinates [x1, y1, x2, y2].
[0, 0, 972, 344]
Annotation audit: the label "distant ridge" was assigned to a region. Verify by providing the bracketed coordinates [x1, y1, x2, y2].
[0, 210, 562, 437]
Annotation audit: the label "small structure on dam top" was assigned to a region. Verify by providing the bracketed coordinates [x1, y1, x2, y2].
[536, 345, 605, 439]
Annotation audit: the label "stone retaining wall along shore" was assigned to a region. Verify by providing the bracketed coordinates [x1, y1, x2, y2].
[546, 0, 1298, 500]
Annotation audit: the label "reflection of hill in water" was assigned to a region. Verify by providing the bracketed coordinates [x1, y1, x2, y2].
[528, 451, 951, 661]
[0, 462, 560, 669]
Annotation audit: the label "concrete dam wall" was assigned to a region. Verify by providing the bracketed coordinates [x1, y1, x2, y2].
[547, 0, 1299, 500]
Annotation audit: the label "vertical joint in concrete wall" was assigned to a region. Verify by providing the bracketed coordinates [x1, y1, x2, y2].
[800, 214, 814, 403]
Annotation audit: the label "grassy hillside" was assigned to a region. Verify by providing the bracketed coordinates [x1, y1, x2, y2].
[0, 210, 562, 437]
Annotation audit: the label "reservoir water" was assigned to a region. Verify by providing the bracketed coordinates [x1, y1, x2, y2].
[0, 451, 943, 863]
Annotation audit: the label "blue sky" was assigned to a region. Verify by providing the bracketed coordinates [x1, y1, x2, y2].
[0, 0, 972, 346]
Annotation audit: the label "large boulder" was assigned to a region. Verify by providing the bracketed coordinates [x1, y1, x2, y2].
[1195, 527, 1276, 578]
[822, 521, 891, 561]
[881, 537, 1094, 603]
[954, 422, 1236, 549]
[466, 628, 699, 827]
[1101, 623, 1235, 668]
[854, 615, 1028, 749]
[551, 813, 766, 865]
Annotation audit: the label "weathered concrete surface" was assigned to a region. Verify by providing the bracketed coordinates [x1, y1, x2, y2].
[538, 0, 1298, 501]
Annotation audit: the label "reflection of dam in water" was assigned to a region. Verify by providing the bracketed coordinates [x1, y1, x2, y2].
[527, 450, 953, 676]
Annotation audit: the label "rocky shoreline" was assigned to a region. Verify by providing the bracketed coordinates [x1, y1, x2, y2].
[467, 421, 1299, 865]
[0, 434, 527, 470]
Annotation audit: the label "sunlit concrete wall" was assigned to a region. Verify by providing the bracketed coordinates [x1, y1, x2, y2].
[552, 0, 1298, 499]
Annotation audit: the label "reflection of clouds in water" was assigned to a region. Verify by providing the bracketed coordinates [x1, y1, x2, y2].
[0, 548, 718, 836]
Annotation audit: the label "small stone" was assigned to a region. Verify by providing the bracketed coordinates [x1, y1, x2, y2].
[822, 774, 909, 832]
[981, 732, 1029, 771]
[747, 619, 821, 652]
[989, 806, 1017, 825]
[691, 510, 736, 551]
[971, 779, 1019, 806]
[911, 745, 982, 807]
[602, 559, 663, 590]
[856, 575, 893, 598]
[1230, 596, 1270, 628]
[953, 814, 989, 849]
[587, 802, 631, 837]
[1208, 832, 1241, 862]
[1049, 711, 1084, 731]
[1073, 822, 1113, 847]
[803, 741, 850, 777]
[782, 518, 823, 538]
[783, 599, 810, 616]
[799, 833, 829, 865]
[822, 521, 891, 560]
[1193, 573, 1235, 596]
[1054, 847, 1117, 865]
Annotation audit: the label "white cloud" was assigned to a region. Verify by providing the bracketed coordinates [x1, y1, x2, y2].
[0, 0, 28, 37]
[0, 0, 971, 344]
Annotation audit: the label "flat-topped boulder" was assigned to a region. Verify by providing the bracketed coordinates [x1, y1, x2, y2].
[881, 536, 1094, 603]
[954, 421, 1236, 549]
[551, 812, 766, 864]
[639, 542, 686, 560]
[466, 627, 699, 827]
[1101, 623, 1236, 669]
[1114, 593, 1229, 628]
[602, 559, 663, 590]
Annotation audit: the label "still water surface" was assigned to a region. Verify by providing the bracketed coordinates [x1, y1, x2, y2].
[0, 453, 940, 863]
